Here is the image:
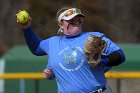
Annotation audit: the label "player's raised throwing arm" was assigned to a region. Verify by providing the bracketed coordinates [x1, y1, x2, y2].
[16, 10, 46, 56]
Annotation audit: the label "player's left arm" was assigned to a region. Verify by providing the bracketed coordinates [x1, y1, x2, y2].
[104, 66, 112, 73]
[99, 34, 126, 67]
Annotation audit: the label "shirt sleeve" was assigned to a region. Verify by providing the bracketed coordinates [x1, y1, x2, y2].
[39, 39, 49, 54]
[101, 34, 120, 55]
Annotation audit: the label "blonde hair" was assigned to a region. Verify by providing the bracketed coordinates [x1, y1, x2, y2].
[56, 7, 73, 36]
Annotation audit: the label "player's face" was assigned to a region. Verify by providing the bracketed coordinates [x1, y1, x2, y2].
[60, 16, 84, 36]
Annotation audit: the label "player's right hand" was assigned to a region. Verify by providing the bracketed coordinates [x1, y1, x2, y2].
[43, 68, 52, 79]
[16, 10, 32, 29]
[17, 17, 32, 29]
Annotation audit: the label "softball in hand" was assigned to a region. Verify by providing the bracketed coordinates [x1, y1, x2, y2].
[16, 10, 30, 24]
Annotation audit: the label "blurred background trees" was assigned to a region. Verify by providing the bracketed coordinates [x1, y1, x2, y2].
[0, 0, 140, 54]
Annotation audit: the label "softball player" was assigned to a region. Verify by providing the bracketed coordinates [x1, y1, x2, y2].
[18, 7, 125, 93]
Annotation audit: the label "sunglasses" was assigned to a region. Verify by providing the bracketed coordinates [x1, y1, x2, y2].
[64, 8, 81, 17]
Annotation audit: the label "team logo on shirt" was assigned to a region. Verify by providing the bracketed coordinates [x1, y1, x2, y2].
[58, 46, 85, 71]
[64, 52, 77, 65]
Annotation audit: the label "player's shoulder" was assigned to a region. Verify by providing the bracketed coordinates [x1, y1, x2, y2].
[82, 31, 106, 37]
[45, 36, 61, 40]
[49, 36, 61, 40]
[41, 36, 61, 43]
